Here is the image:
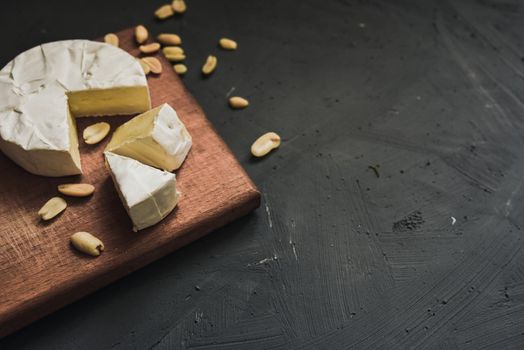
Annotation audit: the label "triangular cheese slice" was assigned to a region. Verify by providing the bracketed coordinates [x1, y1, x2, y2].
[106, 103, 191, 171]
[105, 151, 180, 231]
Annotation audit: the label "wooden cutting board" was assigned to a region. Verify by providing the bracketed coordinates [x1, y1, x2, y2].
[0, 28, 260, 337]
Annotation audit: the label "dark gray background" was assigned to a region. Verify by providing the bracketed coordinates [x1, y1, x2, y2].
[2, 0, 524, 348]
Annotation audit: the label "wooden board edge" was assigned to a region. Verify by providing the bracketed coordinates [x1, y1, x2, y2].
[0, 27, 261, 338]
[0, 188, 260, 338]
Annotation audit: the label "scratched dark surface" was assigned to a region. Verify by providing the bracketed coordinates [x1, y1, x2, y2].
[2, 0, 524, 349]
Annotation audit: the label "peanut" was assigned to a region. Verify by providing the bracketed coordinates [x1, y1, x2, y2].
[58, 184, 95, 197]
[137, 58, 151, 74]
[139, 42, 161, 54]
[251, 132, 281, 157]
[219, 38, 237, 50]
[157, 33, 182, 45]
[174, 64, 187, 75]
[104, 33, 119, 47]
[38, 197, 67, 221]
[167, 53, 185, 62]
[141, 57, 163, 74]
[163, 46, 184, 55]
[83, 122, 110, 145]
[202, 55, 217, 75]
[135, 25, 148, 44]
[71, 232, 104, 257]
[172, 0, 187, 13]
[155, 4, 174, 19]
[229, 96, 249, 109]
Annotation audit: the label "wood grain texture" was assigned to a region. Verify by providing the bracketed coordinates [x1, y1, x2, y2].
[0, 28, 260, 337]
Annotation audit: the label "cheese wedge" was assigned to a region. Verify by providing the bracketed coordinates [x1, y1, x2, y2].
[106, 103, 191, 171]
[0, 40, 151, 177]
[105, 151, 180, 231]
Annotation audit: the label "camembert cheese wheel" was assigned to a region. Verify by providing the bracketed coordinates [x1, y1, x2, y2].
[0, 40, 151, 177]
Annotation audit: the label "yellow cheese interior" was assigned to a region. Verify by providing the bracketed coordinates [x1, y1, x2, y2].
[106, 105, 160, 148]
[105, 105, 176, 170]
[66, 107, 82, 171]
[67, 86, 151, 117]
[108, 136, 174, 170]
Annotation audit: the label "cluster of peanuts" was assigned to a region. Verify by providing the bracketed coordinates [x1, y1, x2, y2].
[104, 1, 281, 159]
[55, 1, 282, 258]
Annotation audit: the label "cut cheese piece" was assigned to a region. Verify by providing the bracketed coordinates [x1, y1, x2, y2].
[105, 151, 180, 231]
[106, 103, 191, 171]
[0, 40, 151, 177]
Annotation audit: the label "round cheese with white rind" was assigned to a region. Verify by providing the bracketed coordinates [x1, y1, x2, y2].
[0, 40, 151, 177]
